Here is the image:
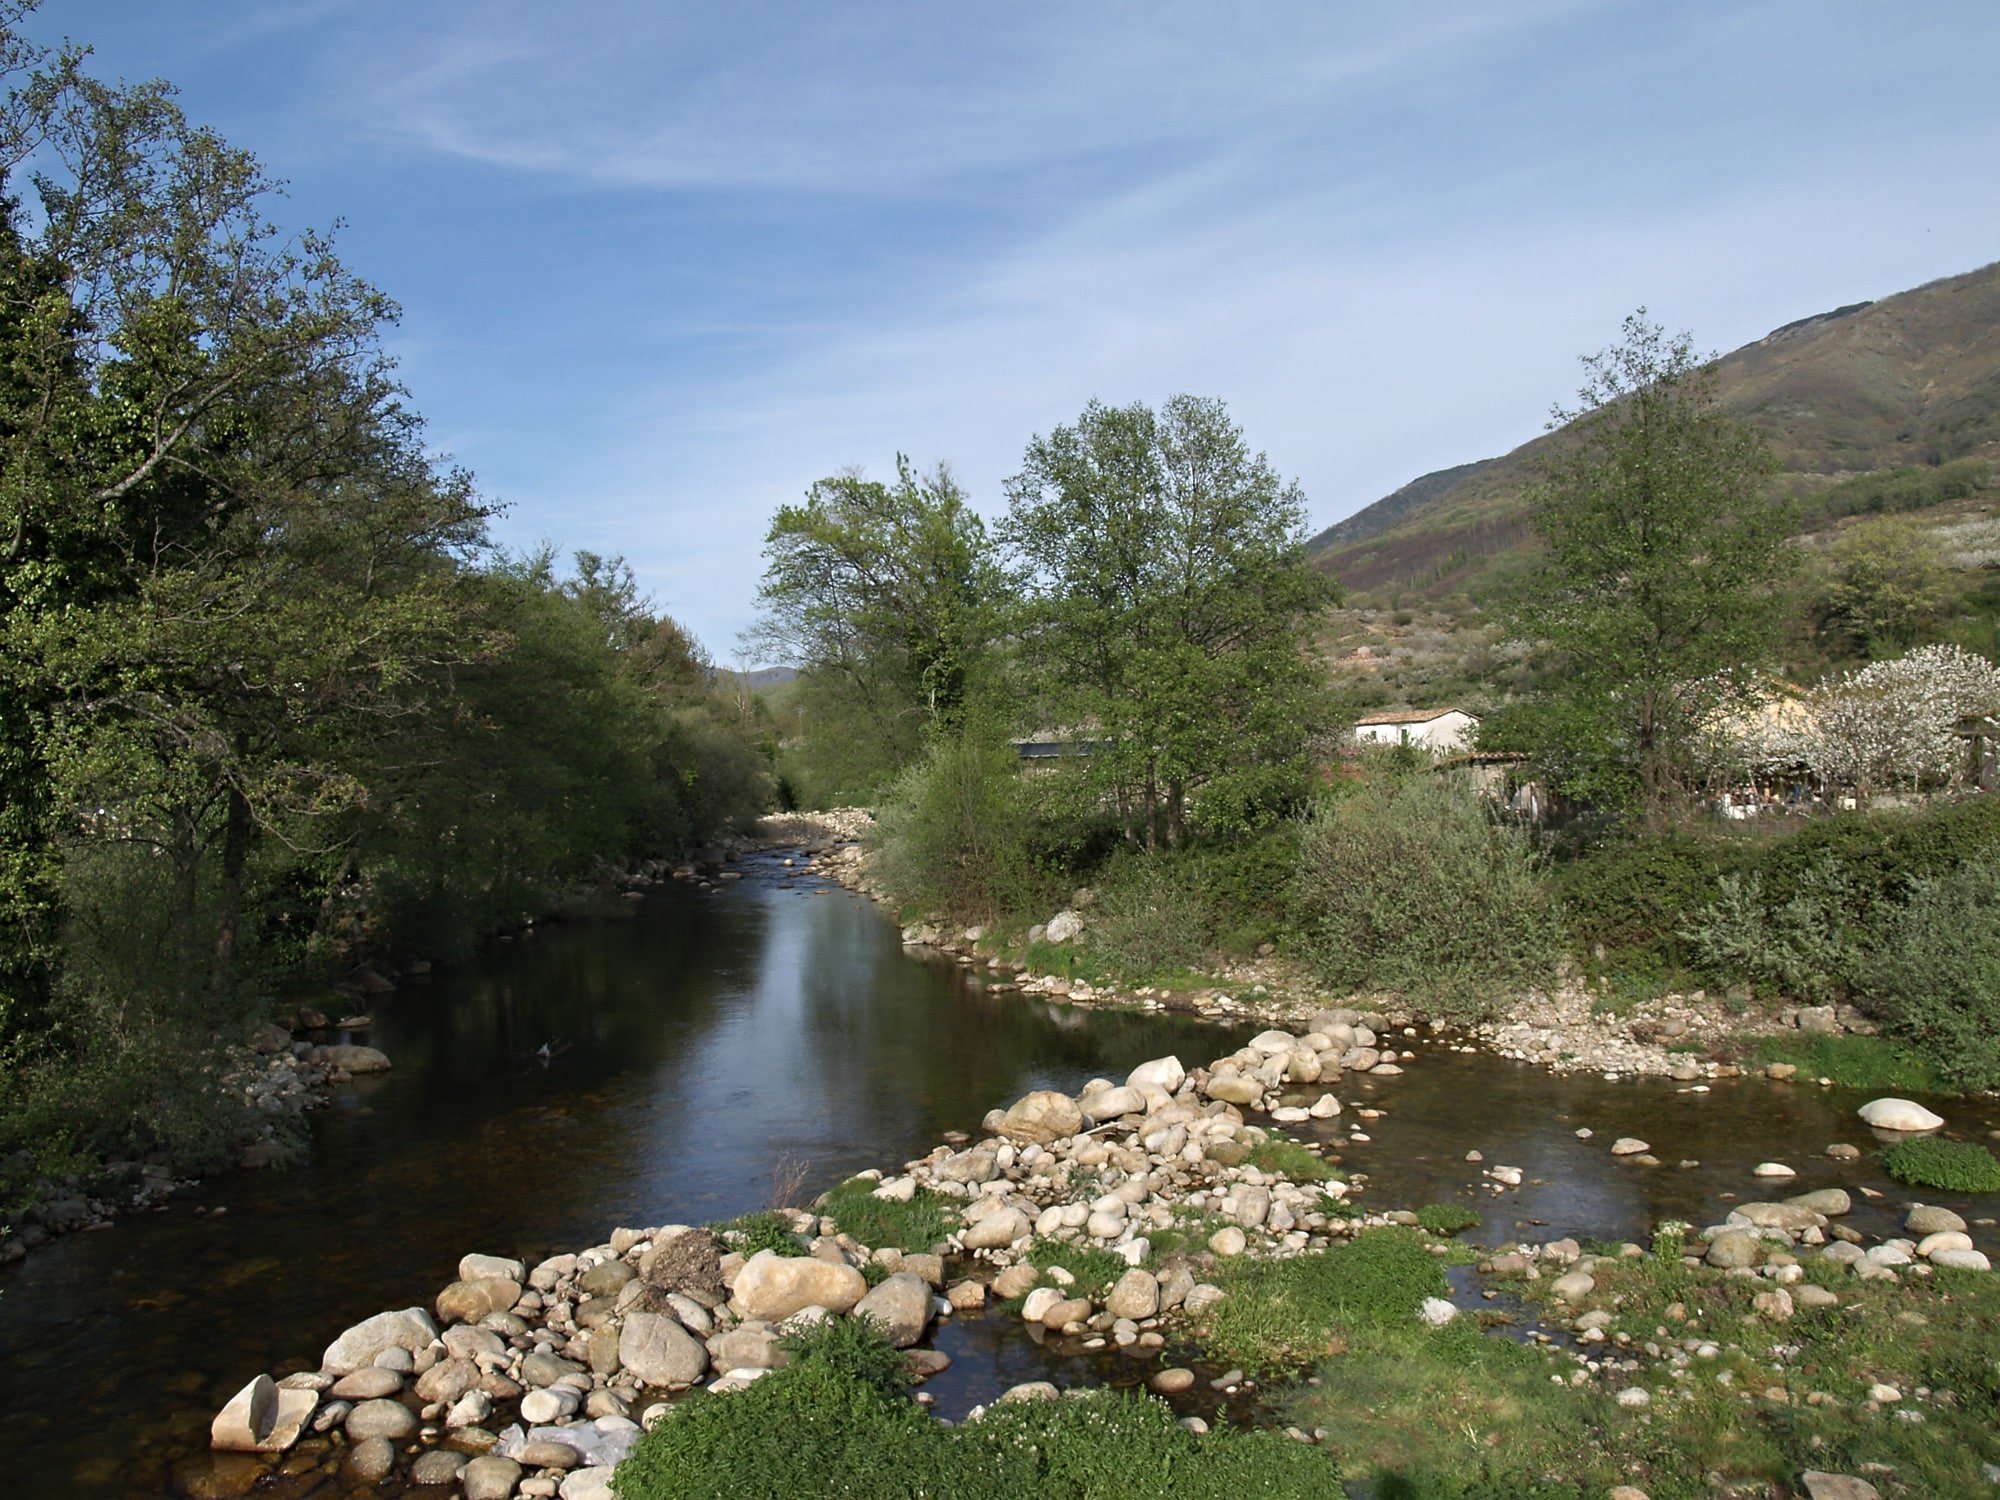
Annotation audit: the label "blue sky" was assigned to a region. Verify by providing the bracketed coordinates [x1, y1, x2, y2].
[36, 1, 2000, 660]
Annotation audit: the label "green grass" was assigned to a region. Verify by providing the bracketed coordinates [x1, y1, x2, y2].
[1024, 1237, 1133, 1301]
[612, 1318, 1346, 1499]
[711, 1211, 803, 1257]
[1361, 1235, 2000, 1498]
[1200, 1228, 1448, 1374]
[818, 1177, 956, 1252]
[1881, 1137, 2000, 1192]
[1414, 1203, 1479, 1236]
[1744, 1032, 1946, 1092]
[1246, 1132, 1327, 1181]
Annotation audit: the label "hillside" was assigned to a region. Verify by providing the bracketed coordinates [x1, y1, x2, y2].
[1314, 260, 2000, 602]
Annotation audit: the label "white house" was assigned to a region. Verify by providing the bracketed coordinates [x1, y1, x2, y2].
[1352, 708, 1479, 755]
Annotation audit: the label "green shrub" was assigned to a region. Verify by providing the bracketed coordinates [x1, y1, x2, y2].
[713, 1211, 803, 1257]
[1295, 775, 1559, 1019]
[776, 1309, 914, 1395]
[1881, 1137, 2000, 1193]
[871, 729, 1066, 921]
[1553, 832, 1739, 971]
[1679, 852, 1867, 1005]
[1744, 1033, 1943, 1093]
[817, 1178, 955, 1253]
[1415, 1203, 1480, 1236]
[1085, 852, 1219, 979]
[1852, 864, 2000, 1090]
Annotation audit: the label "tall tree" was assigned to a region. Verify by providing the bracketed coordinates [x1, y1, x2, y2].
[749, 456, 995, 795]
[1002, 394, 1334, 848]
[1501, 315, 1791, 813]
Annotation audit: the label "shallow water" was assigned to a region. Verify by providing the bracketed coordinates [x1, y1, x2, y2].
[1, 853, 1993, 1497]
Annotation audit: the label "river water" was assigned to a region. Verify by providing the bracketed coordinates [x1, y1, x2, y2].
[1, 851, 1993, 1497]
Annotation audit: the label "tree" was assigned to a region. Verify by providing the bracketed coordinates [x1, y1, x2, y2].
[1001, 394, 1334, 849]
[1503, 314, 1791, 813]
[1802, 643, 2000, 799]
[748, 456, 996, 798]
[1811, 515, 1950, 659]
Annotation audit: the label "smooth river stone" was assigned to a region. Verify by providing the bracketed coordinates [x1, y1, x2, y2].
[462, 1456, 523, 1500]
[345, 1398, 418, 1441]
[344, 1435, 397, 1483]
[209, 1374, 316, 1453]
[322, 1307, 438, 1376]
[1856, 1098, 1944, 1132]
[410, 1450, 468, 1486]
[329, 1367, 403, 1401]
[997, 1089, 1084, 1144]
[437, 1277, 522, 1326]
[853, 1272, 932, 1347]
[619, 1311, 710, 1387]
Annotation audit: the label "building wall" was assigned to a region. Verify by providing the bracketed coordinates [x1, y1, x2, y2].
[1353, 711, 1477, 754]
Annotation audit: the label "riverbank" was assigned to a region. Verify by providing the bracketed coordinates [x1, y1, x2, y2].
[182, 1016, 2000, 1499]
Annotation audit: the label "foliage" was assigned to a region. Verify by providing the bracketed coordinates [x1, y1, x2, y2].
[1880, 1137, 2000, 1194]
[1743, 1033, 1943, 1093]
[1082, 853, 1219, 979]
[712, 1211, 804, 1258]
[1503, 314, 1791, 812]
[615, 1319, 1343, 1499]
[1810, 515, 1952, 657]
[870, 724, 1067, 920]
[1415, 1203, 1480, 1235]
[1003, 394, 1336, 850]
[1024, 1237, 1133, 1301]
[749, 456, 998, 799]
[1551, 833, 1740, 971]
[1852, 863, 2000, 1090]
[1677, 853, 1866, 1006]
[1801, 456, 1992, 525]
[1203, 1228, 1447, 1373]
[818, 1177, 955, 1253]
[1295, 773, 1558, 1018]
[1245, 1132, 1326, 1181]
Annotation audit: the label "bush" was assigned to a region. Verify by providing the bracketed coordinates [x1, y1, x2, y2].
[712, 1211, 803, 1258]
[1553, 833, 1739, 972]
[1852, 864, 2000, 1090]
[1295, 775, 1559, 1019]
[871, 729, 1066, 921]
[1085, 853, 1219, 979]
[1024, 1238, 1133, 1301]
[1679, 853, 1867, 1005]
[1880, 1138, 2000, 1193]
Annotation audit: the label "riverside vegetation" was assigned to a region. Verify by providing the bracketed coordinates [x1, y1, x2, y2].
[0, 17, 772, 1230]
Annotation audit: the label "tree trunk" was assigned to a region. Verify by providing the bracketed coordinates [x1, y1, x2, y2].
[210, 755, 253, 1000]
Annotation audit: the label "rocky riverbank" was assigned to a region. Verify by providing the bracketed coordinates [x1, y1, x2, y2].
[0, 1006, 391, 1270]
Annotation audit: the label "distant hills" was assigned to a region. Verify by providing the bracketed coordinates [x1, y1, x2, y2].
[1310, 260, 2000, 601]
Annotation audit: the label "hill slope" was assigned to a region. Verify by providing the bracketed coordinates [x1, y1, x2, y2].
[1314, 260, 2000, 601]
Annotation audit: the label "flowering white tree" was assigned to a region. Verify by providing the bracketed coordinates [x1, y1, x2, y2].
[1803, 644, 2000, 797]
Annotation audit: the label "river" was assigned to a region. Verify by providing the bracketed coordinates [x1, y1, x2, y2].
[1, 849, 1992, 1497]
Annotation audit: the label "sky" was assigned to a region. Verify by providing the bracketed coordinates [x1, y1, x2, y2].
[27, 1, 2000, 661]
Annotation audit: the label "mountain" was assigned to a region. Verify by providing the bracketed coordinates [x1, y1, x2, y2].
[1312, 260, 2000, 601]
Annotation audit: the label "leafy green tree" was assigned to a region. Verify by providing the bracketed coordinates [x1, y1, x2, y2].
[1501, 315, 1791, 814]
[749, 456, 996, 798]
[1001, 394, 1335, 849]
[1811, 515, 1950, 659]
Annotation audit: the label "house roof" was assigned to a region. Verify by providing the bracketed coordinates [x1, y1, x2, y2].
[1354, 708, 1475, 727]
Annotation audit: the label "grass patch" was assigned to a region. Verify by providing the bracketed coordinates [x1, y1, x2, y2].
[818, 1177, 956, 1252]
[1414, 1203, 1480, 1236]
[1881, 1136, 2000, 1193]
[712, 1211, 804, 1257]
[614, 1317, 1345, 1498]
[1024, 1237, 1133, 1300]
[1201, 1228, 1447, 1374]
[1246, 1132, 1326, 1180]
[1744, 1032, 1945, 1092]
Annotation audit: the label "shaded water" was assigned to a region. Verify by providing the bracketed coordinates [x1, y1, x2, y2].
[2, 853, 1994, 1496]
